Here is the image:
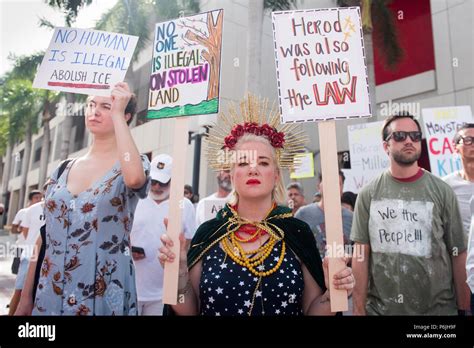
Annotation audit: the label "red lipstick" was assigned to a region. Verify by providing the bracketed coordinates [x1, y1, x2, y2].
[246, 179, 261, 185]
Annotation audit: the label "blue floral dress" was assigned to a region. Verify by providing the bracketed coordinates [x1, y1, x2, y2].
[33, 156, 150, 316]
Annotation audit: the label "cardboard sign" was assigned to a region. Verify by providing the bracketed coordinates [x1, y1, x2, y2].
[422, 106, 473, 177]
[147, 10, 224, 119]
[203, 199, 227, 222]
[344, 121, 389, 192]
[290, 153, 314, 179]
[272, 7, 371, 123]
[33, 27, 138, 96]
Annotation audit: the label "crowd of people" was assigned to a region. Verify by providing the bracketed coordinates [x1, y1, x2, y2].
[3, 86, 473, 316]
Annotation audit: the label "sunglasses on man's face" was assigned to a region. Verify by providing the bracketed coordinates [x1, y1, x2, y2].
[457, 135, 474, 146]
[386, 131, 422, 142]
[151, 179, 170, 187]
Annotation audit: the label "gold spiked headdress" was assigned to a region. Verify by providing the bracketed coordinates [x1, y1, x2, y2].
[205, 95, 308, 171]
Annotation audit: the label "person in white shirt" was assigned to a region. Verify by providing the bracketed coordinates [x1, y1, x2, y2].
[11, 191, 43, 235]
[8, 190, 43, 315]
[131, 154, 196, 315]
[444, 123, 474, 314]
[443, 124, 474, 238]
[466, 198, 474, 314]
[195, 170, 232, 226]
[9, 194, 44, 315]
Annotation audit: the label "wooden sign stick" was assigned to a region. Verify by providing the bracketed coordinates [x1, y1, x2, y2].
[318, 120, 349, 312]
[163, 116, 189, 305]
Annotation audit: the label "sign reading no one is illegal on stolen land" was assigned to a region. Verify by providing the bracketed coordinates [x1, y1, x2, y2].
[272, 7, 371, 123]
[147, 10, 224, 119]
[33, 27, 138, 96]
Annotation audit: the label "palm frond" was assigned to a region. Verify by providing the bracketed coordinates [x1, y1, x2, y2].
[371, 0, 404, 69]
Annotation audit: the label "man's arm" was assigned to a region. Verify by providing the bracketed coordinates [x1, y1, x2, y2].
[452, 251, 470, 311]
[352, 242, 370, 315]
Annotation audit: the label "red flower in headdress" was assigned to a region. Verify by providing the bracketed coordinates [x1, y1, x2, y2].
[270, 132, 285, 148]
[224, 135, 238, 149]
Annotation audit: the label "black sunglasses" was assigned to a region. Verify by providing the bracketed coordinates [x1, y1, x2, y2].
[151, 179, 170, 187]
[457, 135, 473, 145]
[386, 131, 422, 142]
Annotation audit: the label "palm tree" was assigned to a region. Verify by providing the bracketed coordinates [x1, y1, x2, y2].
[95, 0, 154, 91]
[0, 76, 19, 226]
[337, 0, 403, 115]
[44, 0, 93, 26]
[9, 53, 59, 188]
[95, 0, 200, 91]
[2, 78, 41, 208]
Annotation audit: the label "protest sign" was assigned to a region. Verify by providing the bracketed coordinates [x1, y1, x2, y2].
[272, 7, 371, 123]
[422, 106, 473, 177]
[147, 10, 223, 119]
[341, 169, 369, 193]
[272, 7, 371, 312]
[203, 199, 227, 222]
[159, 10, 224, 305]
[344, 121, 389, 193]
[33, 27, 138, 96]
[290, 152, 314, 179]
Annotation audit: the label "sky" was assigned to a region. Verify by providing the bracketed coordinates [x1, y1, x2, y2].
[0, 0, 117, 76]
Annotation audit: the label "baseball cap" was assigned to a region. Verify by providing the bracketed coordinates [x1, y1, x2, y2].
[150, 154, 173, 183]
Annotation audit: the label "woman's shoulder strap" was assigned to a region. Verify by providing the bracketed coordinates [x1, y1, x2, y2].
[57, 159, 73, 179]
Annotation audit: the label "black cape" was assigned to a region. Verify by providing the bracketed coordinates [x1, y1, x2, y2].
[164, 204, 326, 315]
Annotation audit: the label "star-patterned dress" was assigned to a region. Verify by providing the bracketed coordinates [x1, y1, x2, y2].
[33, 156, 150, 316]
[199, 240, 304, 316]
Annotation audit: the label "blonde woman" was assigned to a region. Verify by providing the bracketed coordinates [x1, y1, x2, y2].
[159, 96, 354, 316]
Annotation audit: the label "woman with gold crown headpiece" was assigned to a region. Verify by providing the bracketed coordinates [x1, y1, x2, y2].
[159, 95, 354, 316]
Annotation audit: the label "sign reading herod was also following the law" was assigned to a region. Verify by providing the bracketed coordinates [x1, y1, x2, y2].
[272, 7, 371, 123]
[147, 9, 224, 119]
[272, 7, 371, 312]
[33, 27, 138, 96]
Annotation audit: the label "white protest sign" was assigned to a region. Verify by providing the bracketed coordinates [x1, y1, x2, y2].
[148, 10, 224, 119]
[341, 168, 372, 193]
[272, 7, 371, 123]
[33, 27, 138, 96]
[203, 199, 226, 222]
[422, 106, 473, 177]
[348, 121, 388, 171]
[343, 121, 389, 192]
[290, 153, 314, 179]
[369, 199, 434, 257]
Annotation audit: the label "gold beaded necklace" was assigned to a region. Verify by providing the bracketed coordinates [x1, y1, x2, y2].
[220, 204, 287, 278]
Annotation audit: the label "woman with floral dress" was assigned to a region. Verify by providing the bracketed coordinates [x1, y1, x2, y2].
[15, 82, 150, 315]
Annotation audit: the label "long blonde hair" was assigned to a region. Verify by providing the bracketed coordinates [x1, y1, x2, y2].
[228, 133, 286, 206]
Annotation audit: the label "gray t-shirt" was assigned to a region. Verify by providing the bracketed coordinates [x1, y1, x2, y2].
[443, 171, 474, 238]
[295, 203, 353, 258]
[351, 169, 466, 315]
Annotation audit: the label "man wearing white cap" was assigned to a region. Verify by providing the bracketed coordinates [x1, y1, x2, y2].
[130, 154, 196, 315]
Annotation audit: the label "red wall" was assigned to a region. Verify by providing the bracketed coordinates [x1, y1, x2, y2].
[373, 0, 435, 86]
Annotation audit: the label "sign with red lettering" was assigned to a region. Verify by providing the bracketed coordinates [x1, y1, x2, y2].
[422, 106, 473, 177]
[147, 10, 223, 119]
[272, 7, 371, 123]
